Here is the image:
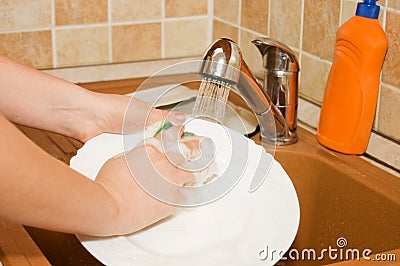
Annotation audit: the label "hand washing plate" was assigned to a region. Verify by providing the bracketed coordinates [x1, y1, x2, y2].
[70, 87, 300, 266]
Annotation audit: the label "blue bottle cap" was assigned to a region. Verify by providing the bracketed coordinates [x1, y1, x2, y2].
[356, 0, 380, 19]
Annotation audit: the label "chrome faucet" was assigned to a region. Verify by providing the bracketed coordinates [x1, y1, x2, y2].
[199, 38, 299, 145]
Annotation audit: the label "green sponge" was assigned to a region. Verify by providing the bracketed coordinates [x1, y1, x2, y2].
[153, 120, 196, 138]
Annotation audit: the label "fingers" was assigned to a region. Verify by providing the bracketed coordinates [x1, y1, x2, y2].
[179, 136, 216, 172]
[147, 108, 186, 126]
[144, 132, 216, 177]
[123, 97, 186, 134]
[166, 110, 186, 125]
[141, 145, 195, 186]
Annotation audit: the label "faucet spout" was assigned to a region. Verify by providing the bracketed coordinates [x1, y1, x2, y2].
[199, 38, 298, 145]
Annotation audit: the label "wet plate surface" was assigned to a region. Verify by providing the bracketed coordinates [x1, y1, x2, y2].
[70, 87, 299, 266]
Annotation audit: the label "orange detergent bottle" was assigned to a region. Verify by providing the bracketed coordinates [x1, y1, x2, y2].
[317, 0, 388, 154]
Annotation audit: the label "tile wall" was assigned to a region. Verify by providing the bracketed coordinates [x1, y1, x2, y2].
[213, 0, 400, 145]
[0, 0, 210, 68]
[1, 0, 399, 166]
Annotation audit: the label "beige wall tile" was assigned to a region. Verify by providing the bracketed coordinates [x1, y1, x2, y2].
[56, 27, 108, 67]
[269, 0, 301, 49]
[0, 31, 53, 69]
[342, 1, 384, 26]
[299, 53, 331, 104]
[112, 0, 161, 22]
[165, 0, 207, 18]
[55, 0, 108, 25]
[112, 23, 161, 62]
[303, 0, 340, 61]
[341, 0, 357, 25]
[388, 0, 400, 10]
[164, 19, 208, 58]
[214, 0, 239, 24]
[213, 20, 239, 42]
[382, 12, 400, 88]
[239, 29, 264, 78]
[377, 85, 400, 141]
[0, 0, 52, 32]
[241, 0, 268, 35]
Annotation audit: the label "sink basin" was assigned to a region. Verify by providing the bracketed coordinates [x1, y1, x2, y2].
[269, 127, 400, 265]
[18, 76, 400, 265]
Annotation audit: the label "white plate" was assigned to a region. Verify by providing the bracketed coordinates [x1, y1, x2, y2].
[70, 117, 300, 266]
[130, 84, 198, 107]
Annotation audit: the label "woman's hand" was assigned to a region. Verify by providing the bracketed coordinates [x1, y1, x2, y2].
[94, 136, 205, 235]
[87, 93, 186, 142]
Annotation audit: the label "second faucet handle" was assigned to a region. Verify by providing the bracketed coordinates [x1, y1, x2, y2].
[252, 37, 299, 144]
[252, 38, 299, 73]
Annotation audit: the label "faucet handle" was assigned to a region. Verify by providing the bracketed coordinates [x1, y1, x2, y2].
[252, 38, 299, 73]
[252, 37, 299, 145]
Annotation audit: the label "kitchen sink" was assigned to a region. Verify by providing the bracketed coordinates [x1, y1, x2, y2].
[267, 127, 400, 265]
[12, 76, 400, 265]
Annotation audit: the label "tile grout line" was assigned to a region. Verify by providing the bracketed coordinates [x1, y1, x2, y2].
[383, 0, 388, 30]
[381, 81, 400, 91]
[161, 0, 166, 58]
[108, 0, 112, 63]
[0, 27, 53, 34]
[0, 15, 210, 35]
[51, 0, 58, 68]
[51, 23, 110, 30]
[302, 50, 333, 65]
[240, 27, 268, 39]
[213, 16, 239, 29]
[386, 6, 400, 14]
[267, 0, 271, 36]
[208, 0, 214, 43]
[374, 0, 388, 131]
[339, 0, 344, 26]
[299, 0, 305, 86]
[238, 0, 242, 43]
[213, 14, 269, 41]
[375, 0, 388, 130]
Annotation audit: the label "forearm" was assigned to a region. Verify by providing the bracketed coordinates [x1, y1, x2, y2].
[0, 115, 121, 236]
[0, 55, 183, 142]
[0, 55, 131, 141]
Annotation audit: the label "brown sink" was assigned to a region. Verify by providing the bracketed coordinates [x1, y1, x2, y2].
[258, 127, 400, 265]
